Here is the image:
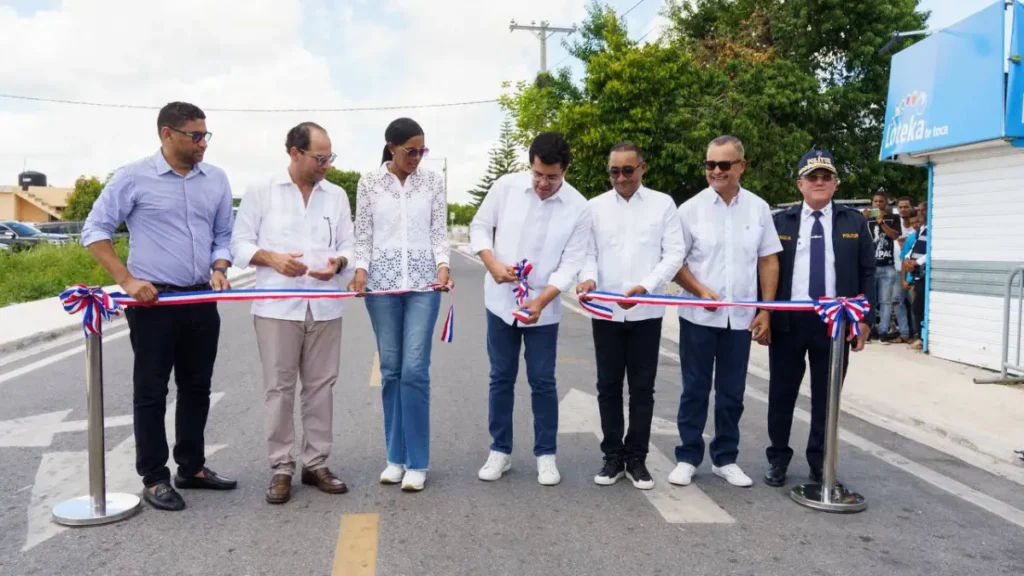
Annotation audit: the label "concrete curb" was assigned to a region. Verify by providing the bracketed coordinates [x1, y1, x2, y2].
[0, 269, 256, 356]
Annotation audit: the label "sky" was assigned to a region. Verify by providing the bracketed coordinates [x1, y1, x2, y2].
[0, 0, 996, 205]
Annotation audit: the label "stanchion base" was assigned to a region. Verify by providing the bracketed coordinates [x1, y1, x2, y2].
[52, 493, 142, 526]
[790, 483, 867, 513]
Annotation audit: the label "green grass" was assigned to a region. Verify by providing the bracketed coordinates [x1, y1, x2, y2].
[0, 240, 129, 307]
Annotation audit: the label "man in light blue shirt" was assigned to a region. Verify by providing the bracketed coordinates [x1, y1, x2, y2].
[82, 101, 237, 511]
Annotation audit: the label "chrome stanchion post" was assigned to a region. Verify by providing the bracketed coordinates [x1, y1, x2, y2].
[790, 310, 868, 513]
[53, 332, 141, 526]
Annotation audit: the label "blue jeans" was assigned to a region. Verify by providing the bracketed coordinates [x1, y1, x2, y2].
[875, 266, 899, 335]
[365, 291, 440, 471]
[486, 311, 559, 457]
[895, 280, 912, 338]
[676, 318, 752, 467]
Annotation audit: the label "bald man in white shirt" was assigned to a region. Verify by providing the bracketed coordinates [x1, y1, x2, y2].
[231, 122, 354, 504]
[669, 136, 782, 489]
[577, 142, 685, 490]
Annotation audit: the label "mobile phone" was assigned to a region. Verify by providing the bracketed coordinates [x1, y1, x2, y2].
[869, 208, 880, 218]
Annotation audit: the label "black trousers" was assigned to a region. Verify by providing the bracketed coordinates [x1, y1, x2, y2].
[125, 301, 220, 486]
[912, 282, 926, 339]
[766, 311, 849, 472]
[591, 318, 662, 461]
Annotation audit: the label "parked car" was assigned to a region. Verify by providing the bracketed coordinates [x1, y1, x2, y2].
[0, 221, 71, 247]
[33, 221, 84, 236]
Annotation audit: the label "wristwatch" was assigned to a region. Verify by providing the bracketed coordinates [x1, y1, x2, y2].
[212, 266, 229, 274]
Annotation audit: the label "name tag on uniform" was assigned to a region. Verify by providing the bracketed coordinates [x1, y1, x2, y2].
[779, 235, 792, 241]
[842, 233, 859, 239]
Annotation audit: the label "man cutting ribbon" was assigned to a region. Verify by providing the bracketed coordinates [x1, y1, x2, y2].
[763, 149, 877, 488]
[469, 132, 591, 486]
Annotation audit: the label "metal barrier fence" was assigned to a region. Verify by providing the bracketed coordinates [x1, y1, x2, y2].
[974, 266, 1024, 385]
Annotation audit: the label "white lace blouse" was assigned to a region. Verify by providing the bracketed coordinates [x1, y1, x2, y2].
[353, 164, 450, 291]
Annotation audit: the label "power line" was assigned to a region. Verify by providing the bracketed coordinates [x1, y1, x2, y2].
[0, 93, 499, 113]
[622, 0, 649, 18]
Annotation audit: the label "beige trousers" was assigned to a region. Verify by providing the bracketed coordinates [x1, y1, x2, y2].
[253, 309, 342, 475]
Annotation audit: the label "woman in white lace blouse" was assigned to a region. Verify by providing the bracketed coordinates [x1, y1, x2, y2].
[349, 118, 451, 492]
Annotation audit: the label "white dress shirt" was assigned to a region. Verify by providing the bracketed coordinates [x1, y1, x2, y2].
[470, 172, 591, 327]
[791, 201, 837, 301]
[353, 164, 450, 291]
[230, 173, 355, 321]
[677, 187, 782, 330]
[579, 187, 686, 322]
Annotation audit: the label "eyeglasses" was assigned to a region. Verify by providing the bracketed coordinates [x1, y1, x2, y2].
[608, 165, 641, 179]
[532, 171, 562, 184]
[803, 173, 836, 183]
[400, 146, 430, 159]
[303, 151, 337, 166]
[705, 160, 742, 172]
[166, 127, 213, 144]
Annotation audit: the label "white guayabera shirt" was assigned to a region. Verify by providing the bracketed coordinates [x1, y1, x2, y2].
[230, 173, 355, 321]
[579, 186, 687, 322]
[470, 171, 591, 328]
[677, 186, 782, 330]
[353, 164, 450, 291]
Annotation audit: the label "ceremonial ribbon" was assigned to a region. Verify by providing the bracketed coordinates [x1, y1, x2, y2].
[577, 291, 870, 340]
[61, 284, 456, 342]
[511, 259, 533, 323]
[59, 284, 121, 337]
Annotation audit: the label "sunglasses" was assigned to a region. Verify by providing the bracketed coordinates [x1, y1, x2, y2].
[400, 146, 430, 159]
[608, 164, 641, 179]
[705, 160, 742, 172]
[167, 127, 213, 144]
[803, 172, 836, 183]
[303, 151, 337, 166]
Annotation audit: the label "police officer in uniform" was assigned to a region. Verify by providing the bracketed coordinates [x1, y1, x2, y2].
[763, 150, 877, 487]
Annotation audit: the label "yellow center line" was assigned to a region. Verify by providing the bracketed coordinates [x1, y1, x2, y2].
[369, 352, 381, 387]
[332, 513, 380, 576]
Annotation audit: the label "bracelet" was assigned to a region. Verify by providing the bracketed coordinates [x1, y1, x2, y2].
[212, 266, 228, 274]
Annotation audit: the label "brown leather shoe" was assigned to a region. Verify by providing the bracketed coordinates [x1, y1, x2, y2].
[266, 474, 292, 504]
[301, 467, 349, 494]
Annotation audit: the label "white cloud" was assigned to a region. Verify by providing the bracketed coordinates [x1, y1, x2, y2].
[0, 0, 589, 205]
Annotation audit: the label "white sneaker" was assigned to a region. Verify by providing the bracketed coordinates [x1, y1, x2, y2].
[477, 450, 511, 481]
[668, 462, 697, 486]
[401, 470, 426, 492]
[380, 463, 404, 485]
[537, 455, 560, 486]
[712, 463, 753, 487]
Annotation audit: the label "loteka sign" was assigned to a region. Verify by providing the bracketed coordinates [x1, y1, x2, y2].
[880, 1, 1005, 160]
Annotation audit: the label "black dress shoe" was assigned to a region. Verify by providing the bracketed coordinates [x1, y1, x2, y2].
[143, 482, 186, 511]
[810, 468, 823, 483]
[174, 467, 238, 490]
[764, 463, 787, 487]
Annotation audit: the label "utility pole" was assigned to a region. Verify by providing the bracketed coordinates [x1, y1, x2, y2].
[509, 19, 576, 73]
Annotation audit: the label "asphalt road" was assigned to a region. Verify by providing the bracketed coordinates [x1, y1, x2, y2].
[1, 251, 1022, 576]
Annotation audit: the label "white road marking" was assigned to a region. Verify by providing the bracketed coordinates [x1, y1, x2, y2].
[23, 392, 228, 551]
[560, 388, 734, 524]
[0, 329, 131, 388]
[0, 409, 135, 448]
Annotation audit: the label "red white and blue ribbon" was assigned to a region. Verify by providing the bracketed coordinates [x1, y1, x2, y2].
[63, 284, 456, 342]
[511, 259, 533, 323]
[578, 291, 870, 340]
[814, 296, 870, 340]
[59, 284, 121, 337]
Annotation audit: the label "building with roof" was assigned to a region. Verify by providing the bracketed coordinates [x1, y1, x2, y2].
[0, 171, 73, 222]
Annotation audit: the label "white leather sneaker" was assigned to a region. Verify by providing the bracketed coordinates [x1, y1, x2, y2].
[668, 462, 697, 486]
[712, 463, 753, 487]
[380, 463, 404, 485]
[477, 451, 511, 481]
[401, 470, 426, 492]
[537, 455, 561, 486]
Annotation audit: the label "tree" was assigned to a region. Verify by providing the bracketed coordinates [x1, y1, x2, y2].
[63, 175, 106, 222]
[499, 0, 929, 206]
[324, 169, 361, 217]
[447, 203, 477, 226]
[468, 117, 524, 208]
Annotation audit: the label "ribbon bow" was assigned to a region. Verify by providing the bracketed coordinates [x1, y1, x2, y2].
[813, 296, 871, 340]
[511, 259, 533, 322]
[60, 284, 121, 337]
